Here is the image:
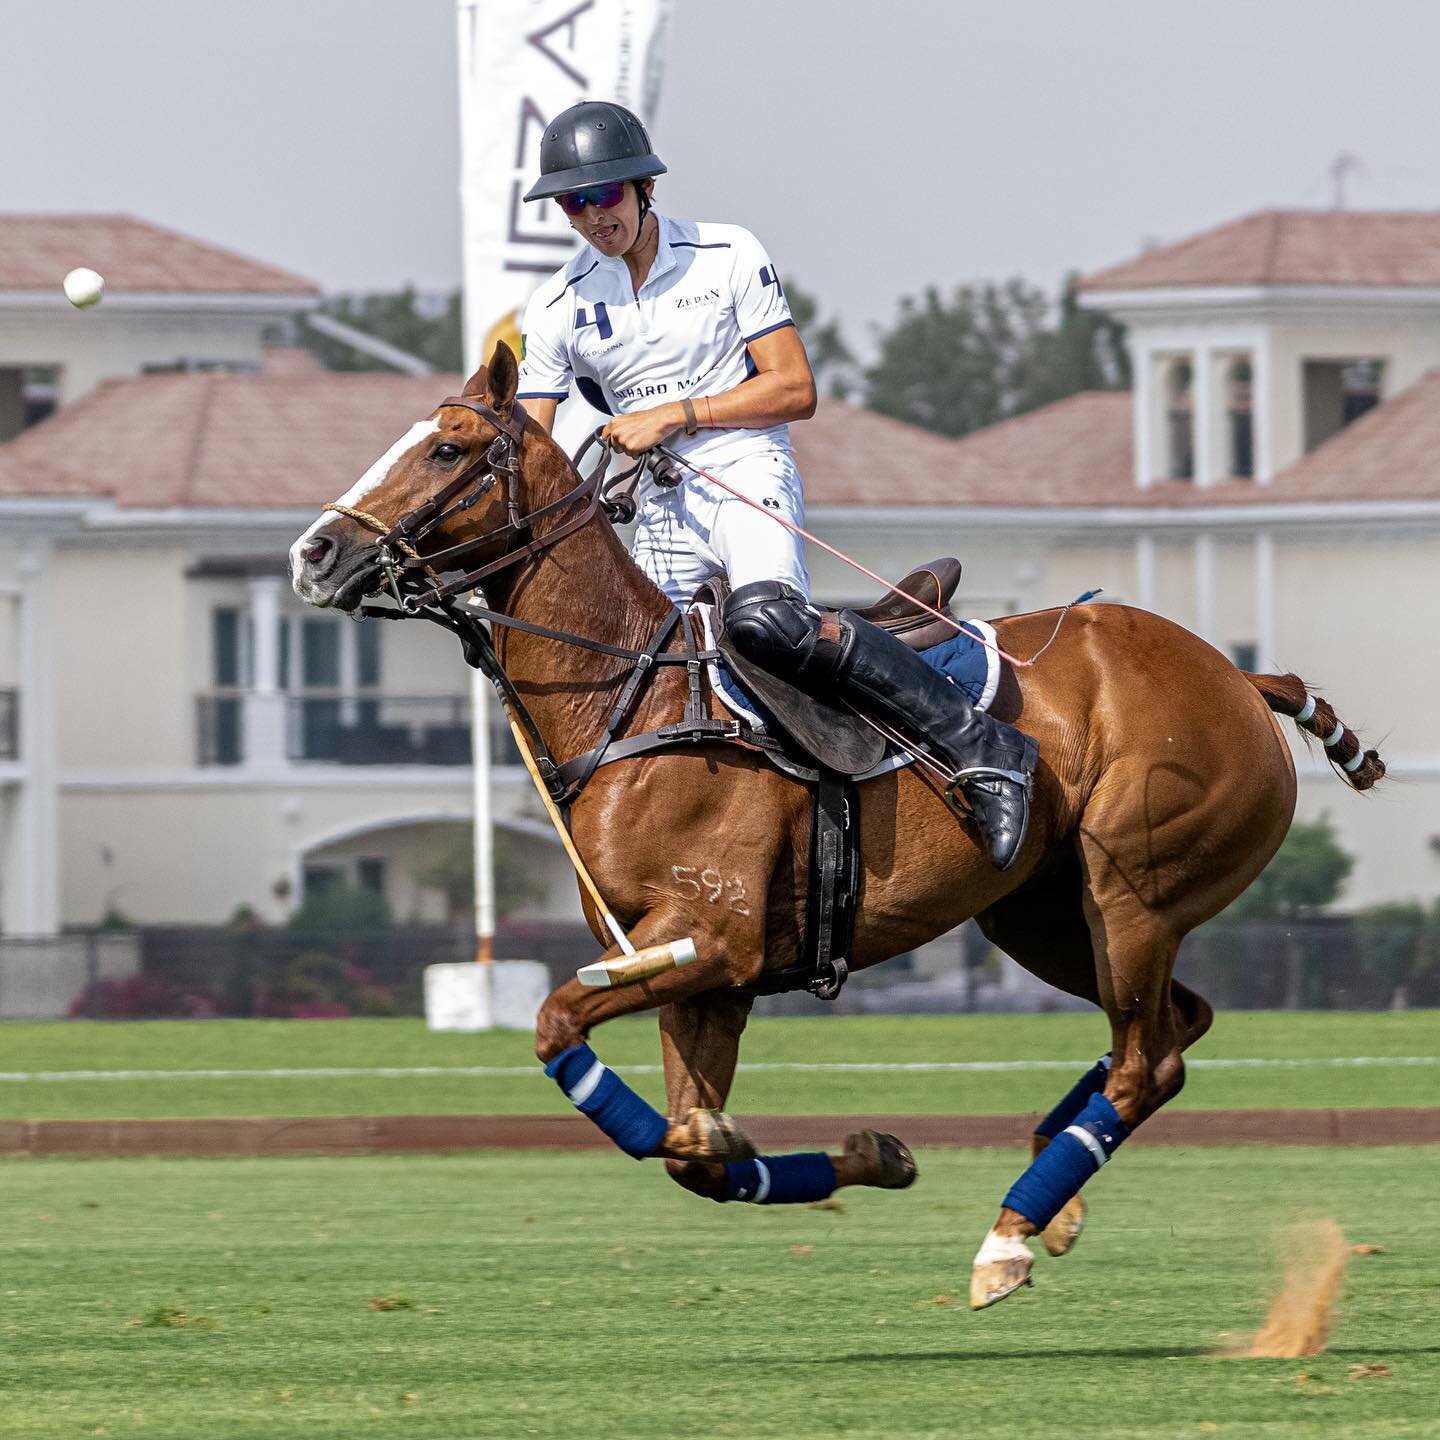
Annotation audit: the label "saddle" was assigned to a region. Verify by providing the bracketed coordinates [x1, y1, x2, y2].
[697, 558, 965, 778]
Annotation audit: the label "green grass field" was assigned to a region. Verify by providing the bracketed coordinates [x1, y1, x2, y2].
[1, 1146, 1436, 1440]
[1, 1013, 1436, 1437]
[1, 1010, 1437, 1121]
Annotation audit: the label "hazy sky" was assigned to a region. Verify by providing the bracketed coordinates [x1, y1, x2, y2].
[5, 0, 1440, 349]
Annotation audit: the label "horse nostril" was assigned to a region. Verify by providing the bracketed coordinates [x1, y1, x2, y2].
[303, 536, 332, 567]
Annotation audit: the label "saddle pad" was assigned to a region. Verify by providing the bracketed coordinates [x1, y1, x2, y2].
[695, 607, 1001, 734]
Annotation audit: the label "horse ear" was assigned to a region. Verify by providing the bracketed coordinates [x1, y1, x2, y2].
[460, 363, 488, 398]
[486, 340, 519, 414]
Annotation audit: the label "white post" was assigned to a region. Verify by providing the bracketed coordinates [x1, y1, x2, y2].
[1193, 346, 1214, 487]
[1193, 532, 1217, 645]
[1253, 334, 1274, 484]
[1134, 532, 1156, 613]
[470, 664, 495, 965]
[1134, 342, 1154, 490]
[1255, 529, 1276, 671]
[243, 575, 287, 768]
[338, 613, 360, 727]
[13, 540, 59, 934]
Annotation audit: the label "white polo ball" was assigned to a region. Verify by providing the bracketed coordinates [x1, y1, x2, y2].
[63, 267, 106, 309]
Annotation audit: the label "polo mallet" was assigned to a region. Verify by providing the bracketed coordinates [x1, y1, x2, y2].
[498, 706, 697, 988]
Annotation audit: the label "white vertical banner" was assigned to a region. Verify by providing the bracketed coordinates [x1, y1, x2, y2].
[455, 0, 673, 963]
[456, 0, 673, 376]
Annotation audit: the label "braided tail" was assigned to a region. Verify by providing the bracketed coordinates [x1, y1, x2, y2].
[1245, 672, 1386, 792]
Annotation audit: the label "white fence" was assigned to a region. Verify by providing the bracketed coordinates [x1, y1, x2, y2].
[0, 933, 140, 1019]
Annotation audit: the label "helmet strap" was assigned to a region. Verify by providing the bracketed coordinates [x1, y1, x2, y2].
[634, 180, 653, 226]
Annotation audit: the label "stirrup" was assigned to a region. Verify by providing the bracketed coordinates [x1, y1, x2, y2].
[954, 764, 1034, 789]
[941, 763, 1031, 813]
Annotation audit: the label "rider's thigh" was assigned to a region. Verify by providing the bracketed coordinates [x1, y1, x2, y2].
[631, 493, 722, 607]
[707, 451, 811, 599]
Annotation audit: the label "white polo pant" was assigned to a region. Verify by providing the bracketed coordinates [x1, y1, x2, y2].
[629, 448, 811, 607]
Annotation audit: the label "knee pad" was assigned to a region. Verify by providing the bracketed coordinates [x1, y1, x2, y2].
[722, 581, 822, 678]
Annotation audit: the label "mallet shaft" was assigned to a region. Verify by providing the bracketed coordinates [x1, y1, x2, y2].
[503, 713, 636, 955]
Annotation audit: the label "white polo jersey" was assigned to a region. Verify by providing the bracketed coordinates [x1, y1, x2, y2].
[517, 212, 796, 469]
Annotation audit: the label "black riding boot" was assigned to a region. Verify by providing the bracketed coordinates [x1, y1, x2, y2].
[722, 582, 1038, 872]
[832, 611, 1038, 871]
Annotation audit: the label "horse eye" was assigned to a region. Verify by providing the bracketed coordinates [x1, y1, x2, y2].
[433, 442, 463, 463]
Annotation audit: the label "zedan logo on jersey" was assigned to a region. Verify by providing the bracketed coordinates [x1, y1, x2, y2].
[674, 287, 721, 311]
[759, 265, 785, 299]
[575, 303, 613, 341]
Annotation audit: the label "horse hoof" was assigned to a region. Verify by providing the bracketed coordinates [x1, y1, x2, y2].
[675, 1107, 757, 1162]
[1041, 1194, 1086, 1257]
[843, 1130, 917, 1189]
[969, 1230, 1035, 1310]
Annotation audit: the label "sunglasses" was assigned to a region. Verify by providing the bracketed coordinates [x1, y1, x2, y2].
[555, 181, 628, 217]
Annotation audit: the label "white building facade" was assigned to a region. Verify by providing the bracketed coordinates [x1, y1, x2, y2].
[3, 208, 1439, 937]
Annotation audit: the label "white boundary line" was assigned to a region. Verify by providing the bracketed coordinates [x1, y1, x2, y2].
[0, 1056, 1436, 1084]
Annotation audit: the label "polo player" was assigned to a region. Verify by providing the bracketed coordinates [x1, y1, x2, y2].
[515, 100, 1037, 870]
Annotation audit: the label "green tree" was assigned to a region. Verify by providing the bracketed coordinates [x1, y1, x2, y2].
[863, 274, 1130, 438]
[416, 829, 546, 924]
[287, 882, 392, 934]
[1012, 274, 1130, 413]
[1225, 814, 1354, 920]
[786, 280, 859, 399]
[1354, 899, 1438, 1009]
[301, 287, 464, 373]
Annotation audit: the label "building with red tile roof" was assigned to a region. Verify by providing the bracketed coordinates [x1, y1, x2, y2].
[5, 206, 1440, 944]
[1081, 209, 1440, 293]
[0, 214, 318, 297]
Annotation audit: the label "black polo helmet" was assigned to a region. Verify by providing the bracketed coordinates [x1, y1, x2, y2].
[522, 100, 666, 202]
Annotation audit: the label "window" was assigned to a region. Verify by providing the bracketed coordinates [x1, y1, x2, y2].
[301, 620, 341, 686]
[302, 864, 342, 897]
[356, 858, 387, 896]
[298, 620, 342, 759]
[1303, 358, 1384, 453]
[212, 609, 243, 687]
[1230, 642, 1258, 672]
[358, 623, 381, 687]
[208, 607, 244, 765]
[1165, 359, 1194, 480]
[1227, 359, 1253, 479]
[1342, 360, 1383, 425]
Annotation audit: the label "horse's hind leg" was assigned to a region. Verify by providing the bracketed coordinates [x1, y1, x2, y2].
[658, 994, 917, 1204]
[976, 860, 1106, 1259]
[970, 822, 1215, 1309]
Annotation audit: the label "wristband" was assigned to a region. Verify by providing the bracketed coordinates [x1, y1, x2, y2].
[681, 398, 699, 436]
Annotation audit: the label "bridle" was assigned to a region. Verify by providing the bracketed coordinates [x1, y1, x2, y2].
[324, 396, 623, 614]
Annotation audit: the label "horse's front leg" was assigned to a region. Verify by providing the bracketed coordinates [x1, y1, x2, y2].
[534, 912, 757, 1163]
[657, 993, 918, 1205]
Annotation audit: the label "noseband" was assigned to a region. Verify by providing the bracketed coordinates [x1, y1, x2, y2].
[323, 396, 622, 612]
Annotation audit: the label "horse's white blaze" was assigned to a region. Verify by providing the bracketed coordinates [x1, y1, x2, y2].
[289, 418, 440, 588]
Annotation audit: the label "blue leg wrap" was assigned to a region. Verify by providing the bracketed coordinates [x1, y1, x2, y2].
[544, 1043, 668, 1160]
[720, 1153, 837, 1205]
[1004, 1092, 1129, 1230]
[1035, 1054, 1113, 1140]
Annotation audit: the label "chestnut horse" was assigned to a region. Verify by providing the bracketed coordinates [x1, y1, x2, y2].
[291, 345, 1383, 1309]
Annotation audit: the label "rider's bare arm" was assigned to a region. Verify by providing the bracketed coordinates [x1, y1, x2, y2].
[525, 396, 561, 434]
[602, 324, 817, 455]
[695, 323, 818, 430]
